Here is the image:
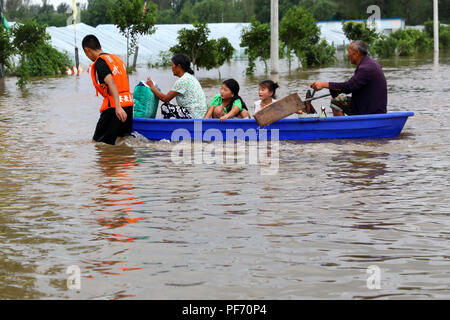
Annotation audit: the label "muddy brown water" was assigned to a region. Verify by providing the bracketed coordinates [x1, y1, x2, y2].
[0, 53, 449, 299]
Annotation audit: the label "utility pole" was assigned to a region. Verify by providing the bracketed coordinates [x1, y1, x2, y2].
[433, 0, 439, 53]
[73, 0, 80, 74]
[270, 0, 279, 76]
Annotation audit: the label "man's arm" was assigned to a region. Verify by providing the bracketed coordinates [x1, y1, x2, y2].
[104, 74, 127, 123]
[329, 65, 373, 93]
[311, 65, 373, 94]
[310, 82, 330, 91]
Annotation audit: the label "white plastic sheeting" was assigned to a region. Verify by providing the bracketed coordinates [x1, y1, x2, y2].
[46, 19, 405, 68]
[46, 22, 252, 68]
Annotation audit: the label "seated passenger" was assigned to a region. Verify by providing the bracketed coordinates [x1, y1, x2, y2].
[204, 79, 250, 121]
[146, 53, 208, 119]
[254, 80, 279, 114]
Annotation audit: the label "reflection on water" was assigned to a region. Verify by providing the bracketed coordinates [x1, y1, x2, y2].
[0, 53, 449, 299]
[331, 150, 389, 187]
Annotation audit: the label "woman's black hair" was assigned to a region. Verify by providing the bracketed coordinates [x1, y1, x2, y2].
[172, 53, 194, 75]
[223, 79, 248, 112]
[259, 80, 279, 98]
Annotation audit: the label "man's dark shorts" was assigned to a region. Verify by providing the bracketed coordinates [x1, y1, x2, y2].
[330, 94, 355, 116]
[93, 106, 134, 145]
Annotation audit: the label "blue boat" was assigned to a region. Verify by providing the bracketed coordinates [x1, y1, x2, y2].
[132, 112, 414, 141]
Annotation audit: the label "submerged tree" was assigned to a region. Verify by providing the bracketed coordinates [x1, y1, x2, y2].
[0, 23, 14, 77]
[210, 37, 235, 78]
[170, 22, 234, 75]
[11, 19, 72, 88]
[240, 17, 271, 74]
[108, 0, 158, 71]
[81, 0, 116, 27]
[342, 21, 380, 46]
[280, 6, 320, 69]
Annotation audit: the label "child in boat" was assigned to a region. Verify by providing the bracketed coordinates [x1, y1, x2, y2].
[204, 79, 250, 121]
[254, 80, 279, 114]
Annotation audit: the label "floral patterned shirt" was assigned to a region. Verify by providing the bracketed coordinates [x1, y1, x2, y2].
[171, 73, 208, 119]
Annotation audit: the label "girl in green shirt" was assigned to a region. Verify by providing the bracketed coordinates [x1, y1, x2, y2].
[204, 79, 250, 121]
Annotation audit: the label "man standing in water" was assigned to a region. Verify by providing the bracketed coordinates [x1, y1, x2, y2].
[310, 40, 387, 116]
[82, 35, 134, 145]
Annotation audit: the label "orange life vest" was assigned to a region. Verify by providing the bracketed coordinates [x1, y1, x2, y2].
[90, 54, 134, 113]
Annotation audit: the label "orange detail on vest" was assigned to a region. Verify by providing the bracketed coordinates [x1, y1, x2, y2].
[90, 54, 134, 113]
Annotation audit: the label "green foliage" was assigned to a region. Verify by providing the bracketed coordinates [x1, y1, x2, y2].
[170, 22, 234, 74]
[177, 2, 196, 24]
[12, 19, 49, 53]
[170, 22, 213, 71]
[298, 39, 337, 67]
[211, 37, 235, 77]
[0, 26, 14, 69]
[342, 21, 380, 45]
[441, 27, 450, 49]
[372, 28, 436, 58]
[424, 20, 450, 50]
[81, 0, 115, 27]
[149, 50, 173, 68]
[5, 0, 70, 27]
[213, 38, 235, 66]
[4, 0, 450, 27]
[240, 17, 271, 74]
[390, 28, 433, 54]
[280, 0, 339, 22]
[10, 20, 72, 88]
[156, 8, 177, 24]
[108, 0, 158, 69]
[21, 44, 72, 77]
[280, 6, 321, 68]
[372, 35, 397, 58]
[192, 0, 225, 23]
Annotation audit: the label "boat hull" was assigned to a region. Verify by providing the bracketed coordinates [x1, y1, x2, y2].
[132, 112, 414, 141]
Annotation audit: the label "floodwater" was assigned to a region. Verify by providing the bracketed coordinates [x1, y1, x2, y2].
[0, 52, 449, 300]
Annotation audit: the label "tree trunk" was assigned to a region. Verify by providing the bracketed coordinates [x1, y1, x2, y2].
[133, 46, 139, 69]
[287, 50, 292, 70]
[126, 30, 130, 69]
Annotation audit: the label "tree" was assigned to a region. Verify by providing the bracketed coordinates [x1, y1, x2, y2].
[0, 26, 14, 76]
[170, 22, 234, 74]
[254, 0, 270, 23]
[298, 39, 336, 67]
[10, 19, 71, 87]
[56, 3, 69, 14]
[108, 0, 157, 70]
[81, 0, 115, 26]
[280, 6, 320, 69]
[240, 16, 271, 74]
[170, 22, 211, 71]
[177, 1, 195, 24]
[342, 21, 380, 46]
[210, 37, 234, 78]
[192, 0, 225, 23]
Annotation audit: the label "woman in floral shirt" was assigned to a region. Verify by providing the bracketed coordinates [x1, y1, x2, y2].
[146, 54, 208, 119]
